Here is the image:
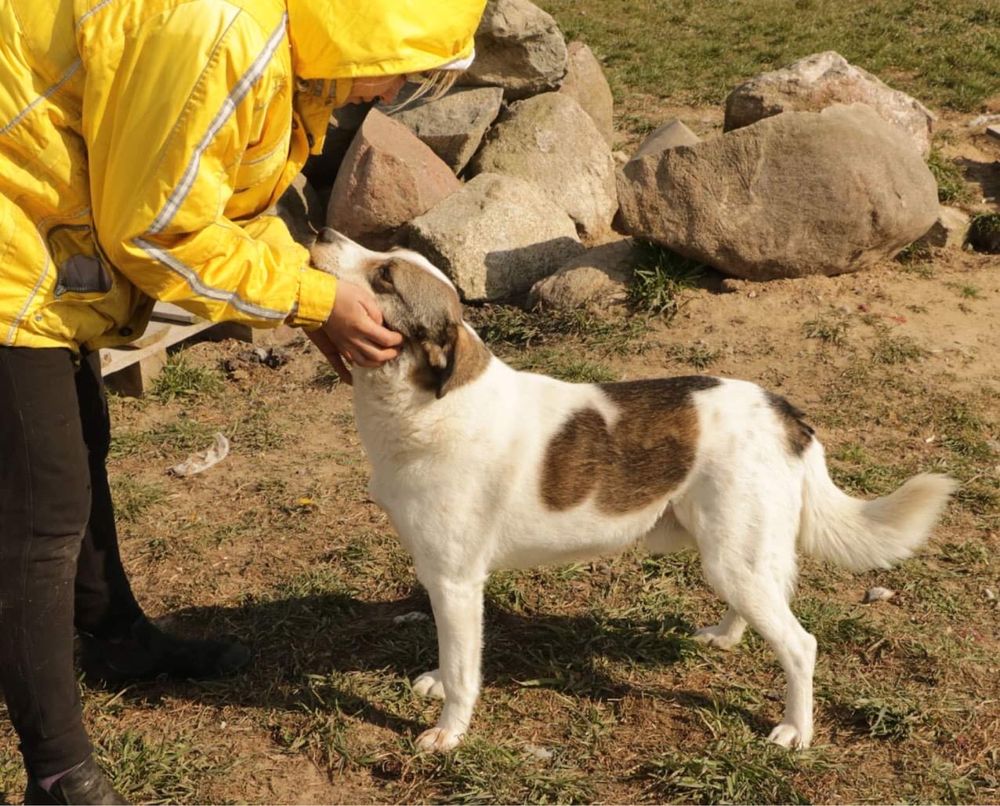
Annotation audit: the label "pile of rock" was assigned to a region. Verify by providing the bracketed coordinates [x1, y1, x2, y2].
[280, 3, 961, 312]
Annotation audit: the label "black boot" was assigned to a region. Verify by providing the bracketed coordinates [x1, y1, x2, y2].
[24, 757, 128, 805]
[79, 617, 250, 684]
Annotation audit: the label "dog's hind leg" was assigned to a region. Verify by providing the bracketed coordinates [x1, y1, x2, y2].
[691, 494, 817, 749]
[692, 607, 747, 650]
[414, 576, 486, 752]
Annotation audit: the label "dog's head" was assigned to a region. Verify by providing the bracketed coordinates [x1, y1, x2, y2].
[310, 228, 489, 398]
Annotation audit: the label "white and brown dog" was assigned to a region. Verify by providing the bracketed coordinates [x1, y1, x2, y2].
[310, 228, 956, 753]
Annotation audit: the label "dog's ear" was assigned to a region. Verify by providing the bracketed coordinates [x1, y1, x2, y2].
[417, 322, 460, 399]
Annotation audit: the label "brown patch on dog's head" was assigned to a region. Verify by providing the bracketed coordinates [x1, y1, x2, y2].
[765, 391, 814, 456]
[367, 253, 490, 398]
[541, 376, 721, 513]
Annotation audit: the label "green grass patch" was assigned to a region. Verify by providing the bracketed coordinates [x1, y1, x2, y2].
[151, 354, 223, 403]
[539, 0, 999, 113]
[804, 314, 850, 347]
[110, 476, 167, 523]
[869, 332, 925, 365]
[639, 739, 814, 804]
[508, 348, 617, 383]
[95, 730, 231, 805]
[627, 242, 704, 320]
[927, 149, 974, 205]
[402, 737, 595, 804]
[470, 304, 648, 354]
[109, 417, 216, 459]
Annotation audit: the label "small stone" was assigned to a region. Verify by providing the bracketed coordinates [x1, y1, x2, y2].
[528, 239, 638, 312]
[393, 611, 431, 624]
[986, 124, 1000, 142]
[523, 743, 553, 761]
[863, 586, 896, 604]
[984, 587, 996, 602]
[631, 119, 700, 162]
[915, 206, 971, 249]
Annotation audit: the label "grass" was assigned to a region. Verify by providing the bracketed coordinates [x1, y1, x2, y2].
[539, 0, 999, 115]
[804, 313, 850, 347]
[627, 242, 704, 320]
[639, 741, 814, 804]
[1, 4, 996, 804]
[927, 148, 975, 205]
[110, 476, 167, 522]
[151, 354, 223, 403]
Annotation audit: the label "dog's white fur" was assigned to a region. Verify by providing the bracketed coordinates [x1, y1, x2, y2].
[311, 230, 957, 753]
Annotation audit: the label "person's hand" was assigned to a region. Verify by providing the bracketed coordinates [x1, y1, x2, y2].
[308, 279, 402, 385]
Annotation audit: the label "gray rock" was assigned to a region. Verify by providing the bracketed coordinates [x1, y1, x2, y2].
[470, 92, 618, 240]
[404, 173, 584, 301]
[558, 42, 614, 146]
[528, 239, 638, 312]
[390, 87, 504, 174]
[618, 104, 940, 280]
[326, 109, 461, 246]
[459, 0, 567, 100]
[915, 206, 971, 249]
[725, 51, 935, 157]
[631, 119, 700, 161]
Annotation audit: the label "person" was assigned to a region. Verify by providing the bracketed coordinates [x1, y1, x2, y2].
[0, 0, 486, 802]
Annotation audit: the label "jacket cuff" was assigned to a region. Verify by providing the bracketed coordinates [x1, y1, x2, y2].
[289, 267, 337, 329]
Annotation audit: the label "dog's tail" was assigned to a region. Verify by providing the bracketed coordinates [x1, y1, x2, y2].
[797, 440, 957, 571]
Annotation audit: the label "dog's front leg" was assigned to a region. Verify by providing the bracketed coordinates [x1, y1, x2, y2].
[415, 577, 485, 752]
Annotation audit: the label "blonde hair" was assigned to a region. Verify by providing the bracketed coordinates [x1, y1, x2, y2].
[387, 69, 461, 112]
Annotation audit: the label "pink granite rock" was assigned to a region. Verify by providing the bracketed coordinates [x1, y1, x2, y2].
[326, 109, 461, 245]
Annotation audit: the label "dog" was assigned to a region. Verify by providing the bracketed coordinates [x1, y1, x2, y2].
[310, 227, 956, 753]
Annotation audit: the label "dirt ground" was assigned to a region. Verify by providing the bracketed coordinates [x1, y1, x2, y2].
[0, 123, 997, 805]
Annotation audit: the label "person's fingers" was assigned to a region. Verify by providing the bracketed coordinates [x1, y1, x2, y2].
[353, 305, 404, 348]
[308, 329, 353, 384]
[351, 337, 401, 365]
[329, 351, 354, 384]
[356, 293, 384, 327]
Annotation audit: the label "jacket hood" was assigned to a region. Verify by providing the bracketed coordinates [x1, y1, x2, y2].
[286, 0, 486, 80]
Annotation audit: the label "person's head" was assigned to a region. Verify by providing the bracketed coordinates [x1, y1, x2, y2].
[286, 0, 486, 106]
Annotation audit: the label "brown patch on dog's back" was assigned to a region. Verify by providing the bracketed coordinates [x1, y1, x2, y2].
[766, 391, 814, 456]
[541, 376, 720, 513]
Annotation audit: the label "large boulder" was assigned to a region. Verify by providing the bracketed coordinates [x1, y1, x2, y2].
[326, 109, 460, 246]
[302, 103, 371, 193]
[459, 0, 567, 100]
[469, 92, 618, 240]
[390, 87, 504, 174]
[724, 51, 935, 157]
[618, 104, 940, 280]
[404, 173, 584, 301]
[558, 42, 614, 146]
[528, 239, 638, 312]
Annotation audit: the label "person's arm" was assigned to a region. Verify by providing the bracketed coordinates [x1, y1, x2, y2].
[84, 6, 333, 329]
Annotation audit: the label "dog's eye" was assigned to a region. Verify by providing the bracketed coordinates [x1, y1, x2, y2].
[374, 262, 394, 291]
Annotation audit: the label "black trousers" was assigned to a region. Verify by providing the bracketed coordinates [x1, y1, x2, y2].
[0, 347, 142, 777]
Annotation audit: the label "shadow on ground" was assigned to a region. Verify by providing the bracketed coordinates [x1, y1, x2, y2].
[79, 591, 750, 736]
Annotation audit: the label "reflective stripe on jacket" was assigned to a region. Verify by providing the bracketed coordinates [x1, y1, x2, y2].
[0, 0, 484, 350]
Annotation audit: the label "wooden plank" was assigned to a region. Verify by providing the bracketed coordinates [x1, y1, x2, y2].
[151, 302, 200, 325]
[100, 319, 215, 377]
[104, 347, 168, 397]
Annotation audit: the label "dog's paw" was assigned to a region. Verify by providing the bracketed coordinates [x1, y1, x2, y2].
[767, 722, 810, 749]
[693, 624, 742, 651]
[415, 726, 463, 752]
[412, 670, 446, 700]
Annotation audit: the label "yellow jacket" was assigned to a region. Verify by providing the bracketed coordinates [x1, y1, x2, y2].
[0, 0, 484, 350]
